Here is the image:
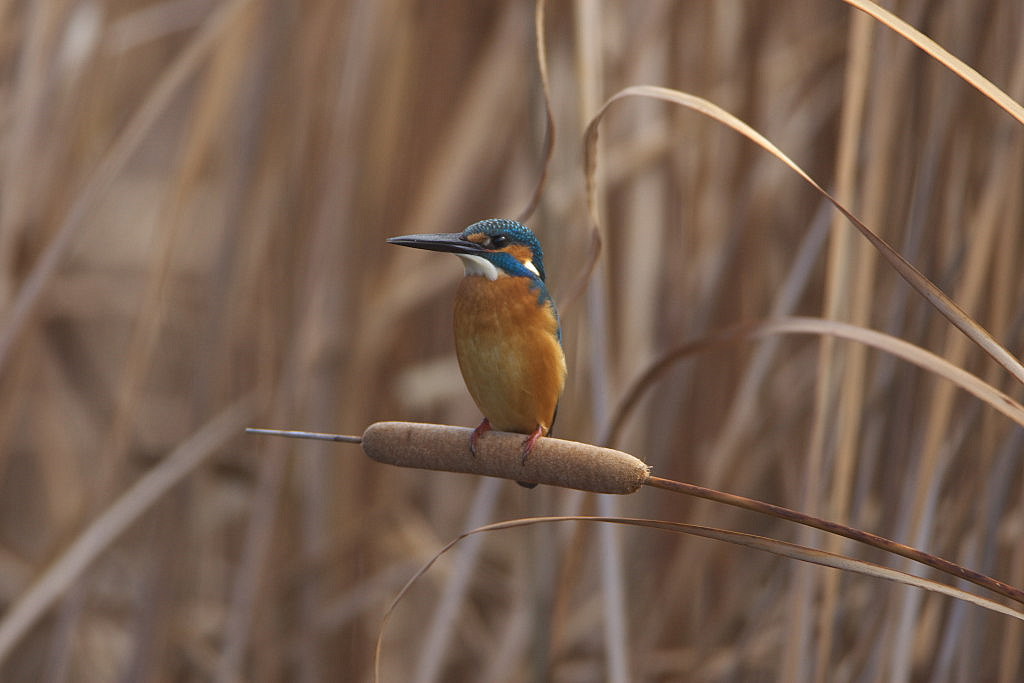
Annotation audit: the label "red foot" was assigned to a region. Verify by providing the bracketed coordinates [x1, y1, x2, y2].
[469, 418, 492, 457]
[519, 425, 545, 465]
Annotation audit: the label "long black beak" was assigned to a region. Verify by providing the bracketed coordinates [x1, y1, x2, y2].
[386, 232, 488, 255]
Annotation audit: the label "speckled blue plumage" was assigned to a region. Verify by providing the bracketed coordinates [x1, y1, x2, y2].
[462, 219, 548, 282]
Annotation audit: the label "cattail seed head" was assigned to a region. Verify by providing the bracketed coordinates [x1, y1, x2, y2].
[361, 422, 649, 494]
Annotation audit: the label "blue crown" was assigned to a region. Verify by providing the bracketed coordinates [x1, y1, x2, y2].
[461, 219, 547, 282]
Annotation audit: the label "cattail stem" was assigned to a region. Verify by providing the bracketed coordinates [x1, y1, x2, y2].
[248, 422, 1024, 606]
[245, 428, 362, 444]
[644, 475, 1024, 606]
[247, 422, 648, 494]
[374, 426, 1024, 604]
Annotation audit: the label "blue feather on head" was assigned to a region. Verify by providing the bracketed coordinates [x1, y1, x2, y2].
[460, 218, 547, 282]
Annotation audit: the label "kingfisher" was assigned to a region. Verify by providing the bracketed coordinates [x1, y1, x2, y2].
[387, 219, 567, 470]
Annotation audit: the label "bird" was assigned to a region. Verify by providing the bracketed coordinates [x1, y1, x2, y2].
[387, 218, 566, 477]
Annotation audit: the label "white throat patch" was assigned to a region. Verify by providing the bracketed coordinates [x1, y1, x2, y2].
[458, 254, 500, 281]
[522, 259, 540, 277]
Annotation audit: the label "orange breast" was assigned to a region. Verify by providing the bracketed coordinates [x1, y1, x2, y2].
[453, 276, 566, 435]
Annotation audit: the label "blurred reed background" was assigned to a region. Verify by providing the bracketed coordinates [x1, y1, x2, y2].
[0, 0, 1021, 680]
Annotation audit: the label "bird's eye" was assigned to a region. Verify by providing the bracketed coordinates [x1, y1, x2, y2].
[490, 235, 510, 249]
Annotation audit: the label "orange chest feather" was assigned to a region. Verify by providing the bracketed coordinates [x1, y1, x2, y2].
[453, 276, 565, 434]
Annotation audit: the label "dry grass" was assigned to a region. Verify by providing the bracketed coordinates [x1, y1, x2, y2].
[0, 1, 1022, 681]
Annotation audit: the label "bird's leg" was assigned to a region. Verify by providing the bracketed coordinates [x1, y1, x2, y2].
[469, 418, 491, 457]
[519, 425, 545, 465]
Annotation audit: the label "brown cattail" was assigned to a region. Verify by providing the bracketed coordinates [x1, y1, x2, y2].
[361, 422, 649, 494]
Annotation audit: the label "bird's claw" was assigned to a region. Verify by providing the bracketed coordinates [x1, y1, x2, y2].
[519, 426, 544, 465]
[469, 418, 491, 457]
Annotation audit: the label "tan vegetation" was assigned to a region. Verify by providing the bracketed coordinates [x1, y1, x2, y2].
[0, 1, 1021, 680]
